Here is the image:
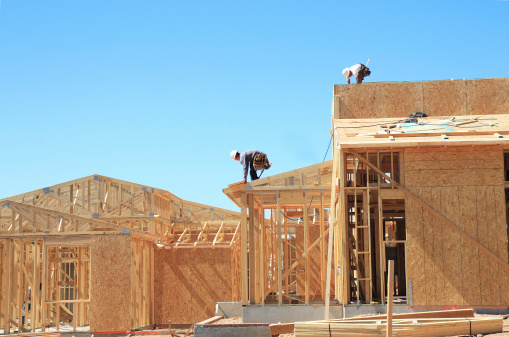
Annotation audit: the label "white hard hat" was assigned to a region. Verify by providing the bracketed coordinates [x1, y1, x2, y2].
[342, 68, 350, 78]
[230, 150, 238, 160]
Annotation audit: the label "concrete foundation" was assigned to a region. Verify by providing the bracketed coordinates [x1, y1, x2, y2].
[194, 323, 270, 337]
[242, 304, 343, 324]
[215, 302, 243, 318]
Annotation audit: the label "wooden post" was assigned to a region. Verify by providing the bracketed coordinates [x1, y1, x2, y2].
[4, 240, 12, 333]
[325, 148, 338, 319]
[386, 260, 394, 337]
[241, 194, 248, 305]
[259, 193, 265, 304]
[276, 193, 282, 305]
[18, 240, 24, 333]
[304, 193, 309, 305]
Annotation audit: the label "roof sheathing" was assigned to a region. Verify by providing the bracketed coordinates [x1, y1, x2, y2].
[334, 114, 509, 149]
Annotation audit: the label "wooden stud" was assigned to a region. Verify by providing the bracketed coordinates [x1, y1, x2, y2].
[241, 194, 248, 305]
[387, 260, 394, 337]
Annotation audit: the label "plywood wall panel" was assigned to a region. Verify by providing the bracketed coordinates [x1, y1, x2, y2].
[494, 186, 508, 305]
[476, 186, 491, 305]
[378, 82, 423, 118]
[154, 248, 193, 324]
[466, 78, 509, 116]
[421, 187, 436, 305]
[404, 145, 507, 306]
[459, 186, 480, 305]
[190, 248, 233, 323]
[334, 78, 509, 119]
[334, 85, 380, 119]
[90, 235, 132, 332]
[441, 186, 463, 305]
[406, 169, 502, 187]
[422, 80, 467, 116]
[431, 188, 444, 303]
[153, 247, 233, 325]
[405, 187, 426, 305]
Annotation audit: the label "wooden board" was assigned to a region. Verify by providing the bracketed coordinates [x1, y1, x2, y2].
[153, 247, 233, 325]
[90, 234, 132, 332]
[403, 146, 508, 306]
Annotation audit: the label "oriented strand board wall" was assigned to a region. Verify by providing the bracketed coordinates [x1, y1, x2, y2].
[404, 146, 509, 306]
[334, 78, 509, 119]
[154, 247, 233, 324]
[90, 234, 132, 332]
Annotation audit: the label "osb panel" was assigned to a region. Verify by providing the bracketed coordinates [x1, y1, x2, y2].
[405, 187, 426, 305]
[334, 78, 509, 119]
[295, 225, 322, 297]
[440, 186, 463, 305]
[459, 185, 480, 305]
[334, 84, 380, 119]
[466, 78, 509, 116]
[476, 186, 491, 305]
[430, 188, 444, 304]
[421, 187, 436, 305]
[422, 80, 467, 116]
[154, 247, 233, 325]
[494, 186, 508, 305]
[406, 168, 502, 187]
[90, 235, 132, 332]
[154, 248, 192, 324]
[189, 248, 233, 323]
[405, 147, 502, 162]
[377, 82, 423, 118]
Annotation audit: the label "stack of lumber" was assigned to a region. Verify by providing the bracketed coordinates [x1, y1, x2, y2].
[294, 310, 503, 337]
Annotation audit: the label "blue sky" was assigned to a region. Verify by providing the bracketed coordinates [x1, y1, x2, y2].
[0, 0, 508, 211]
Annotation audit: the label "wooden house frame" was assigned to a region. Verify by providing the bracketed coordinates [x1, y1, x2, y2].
[0, 175, 241, 333]
[328, 114, 509, 309]
[223, 161, 335, 306]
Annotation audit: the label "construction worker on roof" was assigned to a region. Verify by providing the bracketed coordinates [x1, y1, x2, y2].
[230, 150, 271, 184]
[342, 63, 371, 84]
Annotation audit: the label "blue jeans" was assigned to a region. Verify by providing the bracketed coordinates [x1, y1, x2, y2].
[249, 161, 259, 181]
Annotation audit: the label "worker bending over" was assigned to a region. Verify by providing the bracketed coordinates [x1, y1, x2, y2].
[230, 149, 271, 183]
[342, 63, 371, 84]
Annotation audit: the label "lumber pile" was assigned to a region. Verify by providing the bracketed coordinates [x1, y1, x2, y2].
[294, 316, 502, 337]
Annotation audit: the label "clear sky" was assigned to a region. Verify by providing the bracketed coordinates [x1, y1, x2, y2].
[0, 0, 508, 212]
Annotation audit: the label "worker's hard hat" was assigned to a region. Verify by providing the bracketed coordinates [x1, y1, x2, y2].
[230, 150, 238, 160]
[342, 68, 350, 78]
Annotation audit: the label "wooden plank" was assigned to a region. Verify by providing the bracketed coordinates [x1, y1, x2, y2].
[386, 260, 394, 337]
[270, 322, 294, 335]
